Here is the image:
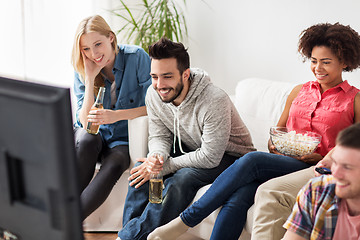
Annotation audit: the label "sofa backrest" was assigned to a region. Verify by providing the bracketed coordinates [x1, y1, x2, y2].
[234, 78, 296, 152]
[128, 115, 149, 168]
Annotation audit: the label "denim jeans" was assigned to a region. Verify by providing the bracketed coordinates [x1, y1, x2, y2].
[118, 153, 238, 240]
[180, 151, 311, 240]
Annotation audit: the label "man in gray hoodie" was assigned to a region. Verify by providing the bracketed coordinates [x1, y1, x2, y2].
[117, 37, 255, 240]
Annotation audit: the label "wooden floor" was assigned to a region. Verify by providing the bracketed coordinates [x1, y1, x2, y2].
[83, 232, 204, 240]
[84, 232, 118, 240]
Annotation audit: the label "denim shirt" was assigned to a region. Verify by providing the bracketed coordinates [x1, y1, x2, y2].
[73, 45, 151, 148]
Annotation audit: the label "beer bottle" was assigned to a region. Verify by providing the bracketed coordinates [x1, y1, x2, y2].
[149, 154, 164, 204]
[86, 87, 105, 135]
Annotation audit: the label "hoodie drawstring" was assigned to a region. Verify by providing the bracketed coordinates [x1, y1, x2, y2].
[172, 109, 185, 154]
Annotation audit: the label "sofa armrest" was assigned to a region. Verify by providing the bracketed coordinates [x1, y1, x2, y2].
[128, 115, 149, 169]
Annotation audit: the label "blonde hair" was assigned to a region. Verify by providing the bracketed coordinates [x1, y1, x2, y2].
[71, 15, 118, 92]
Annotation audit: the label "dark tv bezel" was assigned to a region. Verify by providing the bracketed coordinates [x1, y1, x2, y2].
[0, 76, 83, 240]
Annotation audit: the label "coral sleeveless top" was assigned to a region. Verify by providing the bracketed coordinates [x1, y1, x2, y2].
[286, 80, 359, 156]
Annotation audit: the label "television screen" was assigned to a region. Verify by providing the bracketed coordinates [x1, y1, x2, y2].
[0, 76, 84, 240]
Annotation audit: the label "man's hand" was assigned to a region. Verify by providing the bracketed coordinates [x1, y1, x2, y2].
[147, 154, 164, 174]
[314, 148, 334, 177]
[128, 158, 151, 188]
[128, 155, 164, 188]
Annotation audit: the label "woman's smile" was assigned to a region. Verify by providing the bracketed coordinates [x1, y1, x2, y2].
[94, 55, 104, 63]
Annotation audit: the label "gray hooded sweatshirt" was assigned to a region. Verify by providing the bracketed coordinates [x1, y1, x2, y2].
[146, 68, 255, 176]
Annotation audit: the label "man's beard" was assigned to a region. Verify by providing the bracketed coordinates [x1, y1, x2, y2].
[156, 80, 184, 103]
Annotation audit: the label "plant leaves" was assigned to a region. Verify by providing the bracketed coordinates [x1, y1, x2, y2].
[111, 0, 189, 53]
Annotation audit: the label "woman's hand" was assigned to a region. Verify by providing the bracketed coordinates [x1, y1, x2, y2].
[268, 144, 283, 155]
[268, 142, 286, 156]
[87, 109, 118, 125]
[82, 51, 102, 82]
[297, 152, 323, 165]
[269, 141, 323, 165]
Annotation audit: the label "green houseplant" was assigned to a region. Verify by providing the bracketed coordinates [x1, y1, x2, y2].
[112, 0, 188, 52]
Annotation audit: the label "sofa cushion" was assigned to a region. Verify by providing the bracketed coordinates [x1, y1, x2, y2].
[235, 78, 296, 152]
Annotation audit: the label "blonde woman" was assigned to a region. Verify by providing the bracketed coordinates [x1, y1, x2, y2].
[71, 15, 151, 220]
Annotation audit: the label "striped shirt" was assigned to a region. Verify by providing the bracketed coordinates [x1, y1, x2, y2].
[283, 175, 339, 239]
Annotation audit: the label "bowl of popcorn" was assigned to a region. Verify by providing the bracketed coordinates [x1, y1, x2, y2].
[270, 127, 322, 157]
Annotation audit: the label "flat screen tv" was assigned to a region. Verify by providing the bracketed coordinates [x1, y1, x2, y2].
[0, 76, 84, 240]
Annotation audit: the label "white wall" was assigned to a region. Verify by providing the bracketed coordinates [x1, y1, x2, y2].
[0, 0, 24, 79]
[1, 0, 360, 94]
[0, 0, 117, 118]
[182, 0, 360, 94]
[0, 0, 113, 88]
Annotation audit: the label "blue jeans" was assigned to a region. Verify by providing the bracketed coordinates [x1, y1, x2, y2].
[180, 151, 311, 240]
[118, 153, 237, 240]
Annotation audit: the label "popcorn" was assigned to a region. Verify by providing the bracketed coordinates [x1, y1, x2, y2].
[270, 128, 321, 157]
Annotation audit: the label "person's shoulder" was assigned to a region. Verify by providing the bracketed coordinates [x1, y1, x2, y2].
[307, 175, 336, 195]
[145, 85, 158, 101]
[198, 86, 233, 114]
[294, 80, 319, 91]
[118, 44, 147, 55]
[297, 175, 335, 207]
[146, 84, 155, 94]
[287, 82, 306, 100]
[292, 83, 305, 93]
[213, 85, 230, 100]
[200, 82, 229, 103]
[310, 174, 334, 184]
[193, 69, 228, 96]
[355, 91, 360, 101]
[189, 68, 230, 103]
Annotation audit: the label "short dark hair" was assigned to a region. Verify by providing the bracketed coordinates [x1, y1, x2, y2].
[148, 37, 190, 74]
[298, 23, 360, 72]
[336, 123, 360, 149]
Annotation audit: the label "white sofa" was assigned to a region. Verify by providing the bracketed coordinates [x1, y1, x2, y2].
[83, 78, 296, 239]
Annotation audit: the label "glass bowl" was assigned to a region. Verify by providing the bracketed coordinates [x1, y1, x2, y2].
[270, 127, 322, 157]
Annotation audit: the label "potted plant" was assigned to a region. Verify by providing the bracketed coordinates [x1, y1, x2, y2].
[112, 0, 188, 52]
